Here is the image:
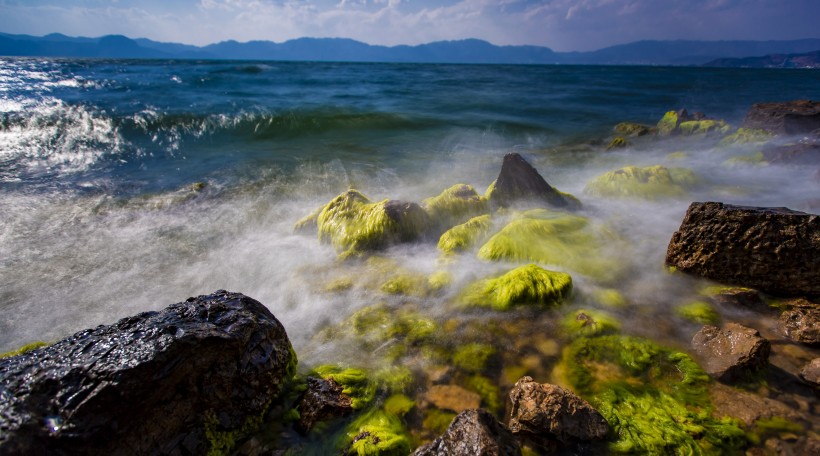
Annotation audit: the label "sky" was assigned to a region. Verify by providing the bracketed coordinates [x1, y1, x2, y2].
[0, 0, 818, 52]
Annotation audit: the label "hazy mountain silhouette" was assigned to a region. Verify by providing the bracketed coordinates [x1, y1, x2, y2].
[1, 32, 819, 66]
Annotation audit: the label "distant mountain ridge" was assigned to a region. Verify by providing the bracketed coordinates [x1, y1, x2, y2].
[2, 32, 820, 66]
[704, 50, 820, 68]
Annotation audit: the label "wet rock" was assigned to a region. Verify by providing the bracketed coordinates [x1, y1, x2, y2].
[507, 377, 608, 449]
[779, 299, 820, 345]
[665, 202, 820, 298]
[0, 290, 296, 456]
[691, 323, 771, 382]
[411, 409, 521, 456]
[486, 153, 580, 209]
[709, 383, 802, 425]
[799, 358, 820, 386]
[295, 376, 353, 434]
[742, 100, 820, 135]
[613, 122, 652, 137]
[704, 286, 770, 313]
[423, 385, 481, 413]
[762, 142, 820, 165]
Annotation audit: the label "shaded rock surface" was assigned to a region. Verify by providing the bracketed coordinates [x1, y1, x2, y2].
[412, 409, 521, 456]
[423, 385, 481, 413]
[705, 287, 770, 313]
[507, 377, 608, 448]
[0, 290, 295, 456]
[779, 298, 820, 345]
[742, 100, 820, 135]
[294, 376, 353, 434]
[487, 153, 579, 209]
[691, 323, 771, 382]
[709, 383, 802, 425]
[799, 358, 820, 386]
[665, 202, 820, 298]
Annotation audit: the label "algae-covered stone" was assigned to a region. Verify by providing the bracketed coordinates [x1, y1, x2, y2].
[613, 122, 652, 137]
[316, 189, 431, 258]
[562, 309, 621, 338]
[583, 165, 695, 199]
[477, 209, 621, 282]
[719, 128, 773, 146]
[437, 214, 492, 254]
[0, 341, 48, 359]
[677, 301, 721, 325]
[606, 137, 628, 150]
[423, 184, 489, 232]
[343, 409, 411, 456]
[657, 110, 681, 136]
[678, 119, 731, 136]
[460, 264, 573, 311]
[452, 343, 496, 373]
[310, 365, 376, 410]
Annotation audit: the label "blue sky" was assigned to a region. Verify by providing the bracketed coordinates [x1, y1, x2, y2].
[0, 0, 818, 51]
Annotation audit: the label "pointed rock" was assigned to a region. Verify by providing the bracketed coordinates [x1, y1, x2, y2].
[412, 409, 521, 456]
[487, 153, 579, 209]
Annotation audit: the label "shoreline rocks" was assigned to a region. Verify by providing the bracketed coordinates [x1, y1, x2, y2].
[412, 409, 522, 456]
[0, 290, 296, 455]
[691, 322, 771, 382]
[486, 152, 580, 209]
[742, 100, 820, 135]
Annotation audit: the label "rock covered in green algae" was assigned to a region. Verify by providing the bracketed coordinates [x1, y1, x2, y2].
[718, 127, 773, 146]
[437, 214, 492, 254]
[678, 119, 731, 136]
[460, 264, 573, 311]
[583, 164, 696, 199]
[310, 365, 377, 410]
[476, 209, 621, 283]
[613, 122, 652, 137]
[605, 136, 628, 150]
[314, 189, 431, 258]
[676, 301, 721, 325]
[422, 184, 489, 232]
[562, 309, 621, 338]
[485, 152, 580, 209]
[343, 409, 412, 456]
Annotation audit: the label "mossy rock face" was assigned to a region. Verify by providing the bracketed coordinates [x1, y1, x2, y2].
[310, 365, 376, 410]
[343, 410, 411, 456]
[676, 301, 720, 325]
[423, 184, 489, 232]
[583, 165, 695, 200]
[555, 334, 748, 454]
[316, 189, 431, 258]
[460, 264, 573, 311]
[562, 309, 621, 338]
[476, 209, 622, 283]
[606, 136, 628, 150]
[657, 110, 680, 136]
[718, 128, 773, 146]
[437, 214, 493, 254]
[678, 119, 731, 136]
[613, 122, 652, 137]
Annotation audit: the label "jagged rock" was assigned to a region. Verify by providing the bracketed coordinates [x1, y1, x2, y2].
[742, 100, 820, 135]
[423, 385, 481, 413]
[613, 122, 652, 137]
[691, 323, 771, 382]
[709, 383, 802, 425]
[799, 358, 820, 386]
[295, 376, 353, 434]
[0, 290, 295, 455]
[411, 409, 521, 456]
[780, 299, 820, 345]
[665, 202, 820, 298]
[486, 153, 579, 209]
[507, 376, 608, 450]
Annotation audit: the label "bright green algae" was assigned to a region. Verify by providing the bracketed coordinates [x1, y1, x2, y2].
[422, 183, 489, 232]
[0, 341, 48, 358]
[583, 165, 696, 199]
[460, 263, 573, 310]
[678, 119, 731, 136]
[676, 301, 721, 325]
[437, 214, 492, 254]
[718, 127, 773, 146]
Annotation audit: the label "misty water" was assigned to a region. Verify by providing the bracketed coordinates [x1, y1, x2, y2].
[1, 58, 818, 451]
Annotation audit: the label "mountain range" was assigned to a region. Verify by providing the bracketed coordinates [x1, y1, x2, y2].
[2, 32, 820, 67]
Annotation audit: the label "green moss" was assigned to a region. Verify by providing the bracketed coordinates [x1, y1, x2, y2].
[723, 151, 767, 167]
[427, 270, 453, 292]
[460, 263, 573, 311]
[657, 111, 679, 135]
[678, 119, 731, 136]
[437, 214, 493, 254]
[477, 210, 620, 282]
[373, 366, 415, 394]
[380, 274, 427, 296]
[591, 289, 628, 308]
[748, 417, 805, 444]
[452, 342, 496, 373]
[464, 374, 503, 413]
[311, 365, 375, 410]
[718, 128, 773, 146]
[0, 341, 48, 358]
[583, 165, 695, 200]
[383, 394, 416, 417]
[677, 301, 720, 325]
[606, 136, 628, 150]
[613, 122, 652, 137]
[562, 309, 621, 338]
[344, 410, 411, 456]
[317, 189, 430, 258]
[334, 304, 437, 360]
[422, 409, 457, 434]
[294, 206, 322, 234]
[422, 184, 489, 231]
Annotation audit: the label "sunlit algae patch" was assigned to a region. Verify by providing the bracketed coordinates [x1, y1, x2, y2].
[583, 165, 696, 199]
[460, 263, 572, 310]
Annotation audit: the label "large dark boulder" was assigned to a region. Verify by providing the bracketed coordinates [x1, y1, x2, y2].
[691, 323, 770, 382]
[487, 153, 580, 209]
[742, 100, 820, 135]
[507, 377, 608, 450]
[665, 202, 820, 298]
[0, 290, 296, 455]
[412, 409, 521, 456]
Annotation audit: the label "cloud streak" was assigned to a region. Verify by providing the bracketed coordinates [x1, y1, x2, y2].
[0, 0, 817, 51]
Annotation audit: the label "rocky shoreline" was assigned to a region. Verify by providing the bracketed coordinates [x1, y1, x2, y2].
[1, 100, 818, 455]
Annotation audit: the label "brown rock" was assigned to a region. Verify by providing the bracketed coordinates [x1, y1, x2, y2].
[691, 323, 771, 382]
[742, 100, 820, 135]
[707, 287, 770, 313]
[507, 376, 608, 448]
[709, 383, 802, 425]
[799, 358, 820, 386]
[424, 384, 481, 413]
[487, 153, 580, 209]
[780, 299, 820, 345]
[295, 376, 353, 434]
[665, 202, 820, 298]
[412, 409, 521, 456]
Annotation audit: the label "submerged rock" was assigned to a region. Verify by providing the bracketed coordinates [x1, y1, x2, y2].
[507, 377, 608, 450]
[799, 358, 820, 387]
[412, 409, 522, 456]
[701, 286, 770, 314]
[423, 385, 482, 413]
[691, 322, 771, 382]
[665, 202, 820, 298]
[0, 290, 296, 455]
[709, 383, 802, 425]
[742, 100, 820, 135]
[486, 153, 580, 209]
[295, 376, 354, 434]
[583, 165, 695, 199]
[779, 298, 820, 345]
